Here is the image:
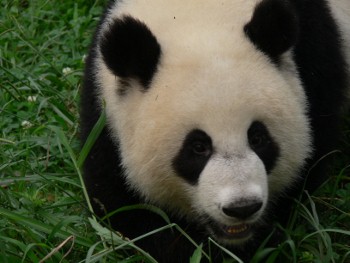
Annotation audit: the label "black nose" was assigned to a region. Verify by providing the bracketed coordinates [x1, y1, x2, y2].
[222, 201, 263, 219]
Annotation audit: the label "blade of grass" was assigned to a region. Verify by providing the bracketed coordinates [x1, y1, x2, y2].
[190, 244, 203, 263]
[48, 125, 94, 214]
[101, 204, 171, 225]
[0, 207, 92, 247]
[77, 109, 106, 169]
[208, 238, 244, 263]
[0, 236, 41, 262]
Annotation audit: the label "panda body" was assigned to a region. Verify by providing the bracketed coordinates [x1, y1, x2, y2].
[81, 0, 350, 262]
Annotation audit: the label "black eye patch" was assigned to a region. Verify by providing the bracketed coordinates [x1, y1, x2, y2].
[172, 129, 213, 184]
[248, 121, 280, 174]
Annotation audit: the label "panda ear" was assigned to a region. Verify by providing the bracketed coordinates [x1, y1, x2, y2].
[100, 16, 161, 88]
[244, 0, 299, 60]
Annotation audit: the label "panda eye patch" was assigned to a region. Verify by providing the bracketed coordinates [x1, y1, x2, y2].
[248, 124, 271, 150]
[248, 121, 280, 173]
[172, 129, 213, 184]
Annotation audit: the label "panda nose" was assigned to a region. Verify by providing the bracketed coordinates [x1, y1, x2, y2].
[222, 201, 263, 219]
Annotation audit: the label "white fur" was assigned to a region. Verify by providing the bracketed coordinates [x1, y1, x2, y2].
[92, 0, 342, 237]
[196, 152, 268, 225]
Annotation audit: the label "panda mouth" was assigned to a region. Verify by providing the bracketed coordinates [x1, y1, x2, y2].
[209, 222, 252, 241]
[224, 224, 250, 236]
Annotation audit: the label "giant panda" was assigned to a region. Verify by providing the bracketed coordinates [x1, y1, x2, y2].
[81, 0, 350, 262]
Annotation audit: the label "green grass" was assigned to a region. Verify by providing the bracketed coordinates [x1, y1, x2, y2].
[1, 0, 350, 262]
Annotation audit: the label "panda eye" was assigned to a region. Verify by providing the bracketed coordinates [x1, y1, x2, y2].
[249, 133, 269, 149]
[192, 141, 211, 156]
[248, 122, 271, 150]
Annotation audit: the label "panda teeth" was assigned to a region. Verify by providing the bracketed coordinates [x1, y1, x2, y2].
[225, 224, 248, 234]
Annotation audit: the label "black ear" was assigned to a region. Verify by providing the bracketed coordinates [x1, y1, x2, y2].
[100, 16, 161, 88]
[244, 0, 298, 61]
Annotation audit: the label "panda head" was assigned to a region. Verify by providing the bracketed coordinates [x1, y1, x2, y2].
[94, 0, 311, 245]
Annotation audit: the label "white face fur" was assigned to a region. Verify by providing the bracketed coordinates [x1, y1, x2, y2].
[94, 0, 312, 244]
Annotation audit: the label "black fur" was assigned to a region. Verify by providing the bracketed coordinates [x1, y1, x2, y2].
[100, 16, 161, 88]
[172, 129, 213, 184]
[291, 0, 348, 193]
[81, 0, 348, 262]
[248, 121, 280, 174]
[244, 0, 299, 61]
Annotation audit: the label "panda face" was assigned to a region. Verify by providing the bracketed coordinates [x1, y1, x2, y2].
[174, 123, 277, 243]
[94, 0, 312, 244]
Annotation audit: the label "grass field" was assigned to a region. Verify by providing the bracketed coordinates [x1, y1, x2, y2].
[1, 0, 350, 262]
